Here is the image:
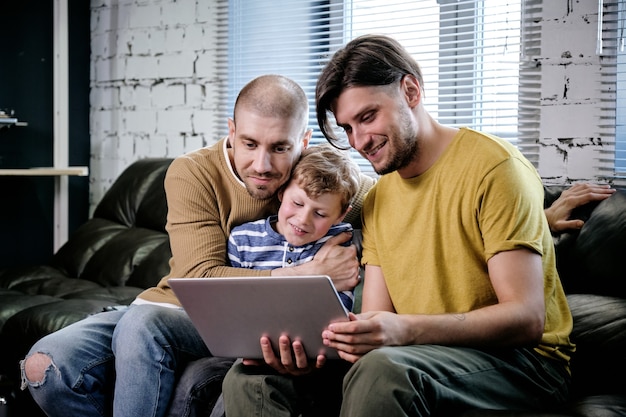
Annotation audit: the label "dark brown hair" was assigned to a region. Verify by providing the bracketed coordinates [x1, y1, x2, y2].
[315, 34, 424, 148]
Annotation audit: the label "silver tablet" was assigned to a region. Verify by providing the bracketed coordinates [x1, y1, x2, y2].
[168, 275, 349, 360]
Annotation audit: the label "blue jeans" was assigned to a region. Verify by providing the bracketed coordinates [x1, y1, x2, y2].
[20, 304, 211, 417]
[223, 345, 571, 417]
[166, 357, 234, 417]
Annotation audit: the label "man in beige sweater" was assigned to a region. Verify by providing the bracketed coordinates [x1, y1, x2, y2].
[20, 74, 374, 417]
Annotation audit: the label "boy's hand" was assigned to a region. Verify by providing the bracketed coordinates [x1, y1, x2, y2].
[242, 335, 326, 376]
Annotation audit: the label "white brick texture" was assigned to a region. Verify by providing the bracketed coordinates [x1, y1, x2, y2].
[90, 0, 223, 213]
[89, 0, 609, 212]
[537, 0, 606, 183]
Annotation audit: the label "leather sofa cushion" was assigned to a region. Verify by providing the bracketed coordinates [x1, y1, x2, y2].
[572, 191, 626, 297]
[79, 227, 168, 287]
[50, 218, 127, 277]
[4, 298, 119, 341]
[0, 298, 127, 375]
[569, 395, 626, 416]
[567, 294, 626, 398]
[554, 190, 626, 297]
[125, 239, 172, 289]
[93, 158, 170, 229]
[460, 395, 626, 416]
[0, 291, 58, 330]
[50, 220, 169, 288]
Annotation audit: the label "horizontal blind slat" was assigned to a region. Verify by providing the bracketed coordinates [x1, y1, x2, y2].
[219, 0, 529, 170]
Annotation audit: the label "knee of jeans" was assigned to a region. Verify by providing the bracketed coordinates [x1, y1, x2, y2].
[115, 304, 166, 335]
[20, 352, 59, 390]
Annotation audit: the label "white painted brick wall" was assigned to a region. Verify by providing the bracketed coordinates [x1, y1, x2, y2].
[89, 0, 610, 212]
[89, 0, 222, 213]
[538, 1, 608, 183]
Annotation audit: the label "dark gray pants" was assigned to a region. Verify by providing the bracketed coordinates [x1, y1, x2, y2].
[223, 346, 570, 417]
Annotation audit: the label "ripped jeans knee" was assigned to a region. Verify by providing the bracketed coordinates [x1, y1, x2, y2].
[20, 352, 58, 390]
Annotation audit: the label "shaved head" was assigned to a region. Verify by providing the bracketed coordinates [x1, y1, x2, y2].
[234, 75, 309, 135]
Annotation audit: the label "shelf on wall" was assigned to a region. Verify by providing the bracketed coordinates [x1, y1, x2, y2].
[0, 117, 28, 130]
[0, 167, 88, 176]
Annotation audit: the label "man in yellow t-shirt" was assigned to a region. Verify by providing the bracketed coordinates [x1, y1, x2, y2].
[224, 35, 579, 417]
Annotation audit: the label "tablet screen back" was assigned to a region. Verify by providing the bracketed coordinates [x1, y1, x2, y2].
[168, 275, 349, 359]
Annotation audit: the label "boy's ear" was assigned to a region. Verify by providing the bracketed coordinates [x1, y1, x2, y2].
[278, 189, 285, 202]
[336, 205, 352, 223]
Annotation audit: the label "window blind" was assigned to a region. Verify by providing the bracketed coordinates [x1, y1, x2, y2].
[518, 0, 542, 166]
[603, 0, 626, 182]
[215, 0, 530, 174]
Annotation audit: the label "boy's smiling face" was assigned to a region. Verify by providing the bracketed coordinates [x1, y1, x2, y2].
[275, 181, 347, 247]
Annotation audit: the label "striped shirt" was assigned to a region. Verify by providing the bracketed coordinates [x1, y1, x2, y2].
[228, 215, 354, 311]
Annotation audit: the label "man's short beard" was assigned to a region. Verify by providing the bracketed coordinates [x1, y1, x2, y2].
[375, 139, 418, 175]
[375, 116, 419, 175]
[242, 177, 274, 199]
[246, 185, 273, 200]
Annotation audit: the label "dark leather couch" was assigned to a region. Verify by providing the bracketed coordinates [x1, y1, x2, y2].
[0, 158, 625, 416]
[0, 158, 174, 415]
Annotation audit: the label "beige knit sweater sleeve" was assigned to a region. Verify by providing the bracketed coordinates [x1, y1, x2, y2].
[138, 140, 276, 305]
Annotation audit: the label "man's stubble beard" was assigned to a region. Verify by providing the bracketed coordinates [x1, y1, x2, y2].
[243, 173, 284, 200]
[375, 112, 419, 176]
[245, 184, 275, 200]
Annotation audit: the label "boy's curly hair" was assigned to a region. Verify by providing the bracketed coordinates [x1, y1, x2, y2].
[290, 144, 360, 213]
